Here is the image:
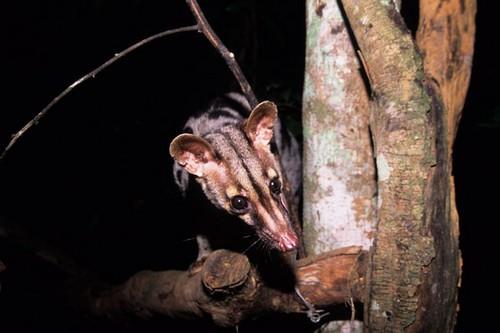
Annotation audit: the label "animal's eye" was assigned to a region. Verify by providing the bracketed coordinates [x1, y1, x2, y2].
[269, 177, 281, 194]
[231, 195, 249, 213]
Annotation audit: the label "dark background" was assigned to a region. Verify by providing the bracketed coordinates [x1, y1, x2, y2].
[0, 1, 496, 332]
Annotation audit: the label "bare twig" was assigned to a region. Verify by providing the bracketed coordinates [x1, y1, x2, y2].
[186, 0, 258, 108]
[0, 25, 198, 160]
[2, 1, 257, 160]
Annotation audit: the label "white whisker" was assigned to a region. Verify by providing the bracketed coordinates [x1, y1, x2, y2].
[243, 237, 261, 254]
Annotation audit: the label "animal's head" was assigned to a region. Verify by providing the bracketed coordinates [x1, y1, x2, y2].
[169, 101, 298, 252]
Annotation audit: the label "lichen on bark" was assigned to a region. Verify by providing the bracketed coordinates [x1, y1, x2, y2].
[339, 0, 438, 330]
[301, 0, 474, 331]
[303, 0, 376, 257]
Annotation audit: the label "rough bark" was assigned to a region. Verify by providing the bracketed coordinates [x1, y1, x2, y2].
[336, 0, 476, 332]
[340, 0, 435, 331]
[417, 0, 476, 151]
[410, 1, 477, 332]
[80, 247, 367, 327]
[302, 0, 376, 257]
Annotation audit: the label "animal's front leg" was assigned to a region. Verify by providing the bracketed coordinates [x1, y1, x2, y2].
[196, 234, 212, 261]
[188, 234, 212, 274]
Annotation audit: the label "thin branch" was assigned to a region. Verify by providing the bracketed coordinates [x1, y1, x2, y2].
[186, 0, 258, 108]
[0, 25, 198, 160]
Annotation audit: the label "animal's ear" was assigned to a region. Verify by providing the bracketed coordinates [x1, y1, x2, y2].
[169, 134, 216, 177]
[244, 101, 278, 147]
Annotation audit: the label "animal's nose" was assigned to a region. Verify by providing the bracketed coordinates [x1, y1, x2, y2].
[279, 231, 298, 252]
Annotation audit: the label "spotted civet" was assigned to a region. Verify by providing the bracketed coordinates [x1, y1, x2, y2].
[170, 93, 301, 256]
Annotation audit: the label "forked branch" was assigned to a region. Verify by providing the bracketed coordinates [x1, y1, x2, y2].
[0, 25, 197, 160]
[2, 0, 258, 160]
[186, 0, 258, 107]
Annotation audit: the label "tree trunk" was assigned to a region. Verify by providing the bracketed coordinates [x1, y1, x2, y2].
[302, 0, 376, 331]
[410, 1, 476, 332]
[302, 0, 376, 257]
[303, 0, 476, 332]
